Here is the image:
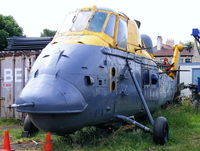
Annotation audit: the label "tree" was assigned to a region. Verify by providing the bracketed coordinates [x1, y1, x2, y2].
[40, 28, 56, 37]
[0, 14, 23, 50]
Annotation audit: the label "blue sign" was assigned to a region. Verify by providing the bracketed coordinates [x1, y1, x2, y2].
[192, 68, 200, 84]
[198, 77, 200, 95]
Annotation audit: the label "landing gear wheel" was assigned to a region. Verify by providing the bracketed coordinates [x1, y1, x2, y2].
[153, 117, 169, 145]
[22, 115, 39, 137]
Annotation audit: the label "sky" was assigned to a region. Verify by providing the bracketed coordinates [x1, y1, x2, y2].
[0, 0, 199, 46]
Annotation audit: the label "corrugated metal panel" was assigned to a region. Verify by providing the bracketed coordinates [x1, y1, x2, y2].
[0, 52, 39, 119]
[6, 37, 52, 51]
[0, 37, 51, 119]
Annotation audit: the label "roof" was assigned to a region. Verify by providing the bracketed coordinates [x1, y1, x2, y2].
[6, 37, 53, 51]
[153, 44, 195, 57]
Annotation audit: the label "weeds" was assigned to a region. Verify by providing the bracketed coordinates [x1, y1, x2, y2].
[0, 99, 200, 151]
[0, 117, 22, 126]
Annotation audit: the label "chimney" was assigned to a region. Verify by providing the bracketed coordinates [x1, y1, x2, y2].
[157, 36, 163, 51]
[166, 39, 174, 47]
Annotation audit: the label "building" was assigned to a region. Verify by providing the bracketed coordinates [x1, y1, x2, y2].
[153, 36, 200, 63]
[179, 63, 200, 96]
[153, 36, 200, 96]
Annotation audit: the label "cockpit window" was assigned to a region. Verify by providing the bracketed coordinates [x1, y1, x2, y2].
[58, 11, 77, 33]
[104, 14, 116, 38]
[70, 11, 91, 31]
[88, 11, 107, 32]
[58, 11, 91, 33]
[117, 18, 127, 49]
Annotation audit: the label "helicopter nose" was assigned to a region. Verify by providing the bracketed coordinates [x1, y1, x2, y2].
[16, 75, 87, 113]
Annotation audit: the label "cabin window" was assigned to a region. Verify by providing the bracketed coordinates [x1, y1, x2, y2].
[70, 11, 91, 32]
[151, 74, 158, 85]
[143, 70, 150, 85]
[88, 11, 108, 32]
[111, 81, 116, 91]
[112, 67, 116, 77]
[117, 18, 127, 49]
[104, 14, 116, 37]
[110, 67, 117, 91]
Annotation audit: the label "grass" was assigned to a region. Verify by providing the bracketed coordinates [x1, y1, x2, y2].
[0, 117, 21, 126]
[0, 99, 200, 150]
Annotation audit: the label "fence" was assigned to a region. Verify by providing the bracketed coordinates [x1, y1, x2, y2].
[0, 37, 52, 119]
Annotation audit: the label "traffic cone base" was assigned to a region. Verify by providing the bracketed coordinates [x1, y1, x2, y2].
[1, 130, 15, 151]
[3, 130, 11, 150]
[44, 132, 52, 151]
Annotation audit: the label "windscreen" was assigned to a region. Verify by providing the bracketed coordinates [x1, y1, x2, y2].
[57, 10, 109, 35]
[57, 10, 92, 33]
[88, 11, 107, 32]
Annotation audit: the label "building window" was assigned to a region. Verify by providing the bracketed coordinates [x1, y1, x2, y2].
[185, 58, 191, 63]
[180, 58, 184, 63]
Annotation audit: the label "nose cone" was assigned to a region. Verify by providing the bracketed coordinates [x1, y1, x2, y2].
[16, 75, 87, 113]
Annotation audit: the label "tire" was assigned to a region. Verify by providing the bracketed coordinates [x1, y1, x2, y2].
[153, 116, 169, 145]
[24, 115, 39, 135]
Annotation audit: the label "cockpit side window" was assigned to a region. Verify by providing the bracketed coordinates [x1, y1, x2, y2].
[58, 12, 76, 34]
[104, 14, 116, 38]
[117, 18, 127, 49]
[70, 11, 91, 32]
[88, 11, 107, 32]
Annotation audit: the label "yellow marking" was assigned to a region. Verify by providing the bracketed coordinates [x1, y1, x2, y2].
[53, 6, 153, 59]
[115, 67, 118, 91]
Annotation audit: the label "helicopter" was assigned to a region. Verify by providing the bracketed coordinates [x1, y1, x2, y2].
[11, 6, 184, 145]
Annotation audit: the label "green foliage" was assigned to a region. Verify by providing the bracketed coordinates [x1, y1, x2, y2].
[0, 117, 21, 126]
[180, 41, 195, 47]
[52, 100, 200, 151]
[0, 14, 23, 50]
[40, 28, 56, 37]
[180, 41, 200, 51]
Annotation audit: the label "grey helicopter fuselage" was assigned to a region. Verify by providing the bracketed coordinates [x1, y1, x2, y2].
[15, 6, 179, 136]
[16, 43, 176, 135]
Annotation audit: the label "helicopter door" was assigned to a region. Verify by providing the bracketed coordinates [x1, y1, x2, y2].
[114, 63, 142, 115]
[142, 68, 159, 110]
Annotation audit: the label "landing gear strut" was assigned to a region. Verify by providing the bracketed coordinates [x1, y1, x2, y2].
[116, 59, 169, 145]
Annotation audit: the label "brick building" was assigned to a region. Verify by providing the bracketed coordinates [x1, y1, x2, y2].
[153, 36, 200, 63]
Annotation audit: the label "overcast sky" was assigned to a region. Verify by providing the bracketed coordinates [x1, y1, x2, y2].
[0, 0, 199, 45]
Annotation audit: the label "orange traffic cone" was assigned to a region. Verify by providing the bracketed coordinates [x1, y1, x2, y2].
[1, 130, 14, 151]
[44, 132, 52, 151]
